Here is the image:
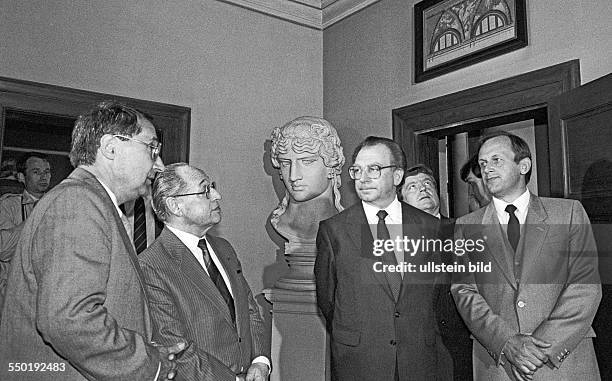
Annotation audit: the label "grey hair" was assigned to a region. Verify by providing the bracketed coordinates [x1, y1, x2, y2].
[151, 162, 203, 222]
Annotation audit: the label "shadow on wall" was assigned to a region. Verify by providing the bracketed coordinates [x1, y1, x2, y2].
[582, 159, 612, 381]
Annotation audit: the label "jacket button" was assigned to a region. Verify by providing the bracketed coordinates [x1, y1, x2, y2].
[517, 300, 525, 308]
[440, 319, 447, 326]
[394, 312, 400, 318]
[390, 340, 397, 346]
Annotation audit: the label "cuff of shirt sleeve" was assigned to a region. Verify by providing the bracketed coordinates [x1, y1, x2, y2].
[252, 356, 271, 375]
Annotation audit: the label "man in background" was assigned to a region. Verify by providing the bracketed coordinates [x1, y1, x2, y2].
[399, 163, 472, 380]
[460, 154, 491, 212]
[399, 164, 442, 218]
[0, 102, 184, 380]
[140, 163, 269, 381]
[0, 152, 51, 321]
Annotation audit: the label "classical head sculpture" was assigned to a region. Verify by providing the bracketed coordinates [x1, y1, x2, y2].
[270, 116, 345, 240]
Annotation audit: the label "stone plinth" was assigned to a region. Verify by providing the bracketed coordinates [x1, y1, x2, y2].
[264, 288, 330, 381]
[274, 242, 317, 291]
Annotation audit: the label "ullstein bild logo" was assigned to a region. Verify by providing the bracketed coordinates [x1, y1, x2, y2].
[371, 237, 490, 274]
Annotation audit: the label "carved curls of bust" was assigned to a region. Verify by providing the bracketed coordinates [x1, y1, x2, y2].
[270, 116, 345, 227]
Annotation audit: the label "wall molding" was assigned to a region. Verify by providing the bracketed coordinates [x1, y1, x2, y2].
[216, 0, 381, 29]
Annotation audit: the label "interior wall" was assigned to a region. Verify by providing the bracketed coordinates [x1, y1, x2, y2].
[323, 0, 612, 205]
[0, 0, 323, 297]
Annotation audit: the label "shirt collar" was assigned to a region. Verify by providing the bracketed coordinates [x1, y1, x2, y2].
[166, 225, 202, 252]
[21, 189, 40, 204]
[96, 177, 123, 216]
[492, 188, 530, 224]
[362, 196, 402, 225]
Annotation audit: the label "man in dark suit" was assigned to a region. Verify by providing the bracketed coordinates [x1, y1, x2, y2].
[140, 163, 269, 381]
[400, 164, 472, 380]
[315, 136, 451, 380]
[452, 132, 601, 380]
[0, 102, 184, 380]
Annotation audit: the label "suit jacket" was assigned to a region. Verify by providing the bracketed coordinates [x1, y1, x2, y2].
[139, 227, 268, 381]
[315, 201, 453, 381]
[0, 167, 159, 380]
[433, 216, 473, 381]
[451, 194, 602, 380]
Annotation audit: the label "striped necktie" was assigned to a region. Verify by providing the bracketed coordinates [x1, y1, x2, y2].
[133, 197, 148, 254]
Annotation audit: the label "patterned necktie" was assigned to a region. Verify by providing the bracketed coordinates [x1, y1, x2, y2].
[197, 238, 236, 322]
[133, 197, 148, 254]
[376, 210, 402, 301]
[505, 204, 520, 252]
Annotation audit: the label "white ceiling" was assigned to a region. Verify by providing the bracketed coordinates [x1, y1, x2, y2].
[216, 0, 382, 29]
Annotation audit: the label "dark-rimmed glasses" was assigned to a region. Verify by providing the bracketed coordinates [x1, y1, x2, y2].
[172, 182, 217, 199]
[348, 165, 396, 180]
[113, 135, 162, 161]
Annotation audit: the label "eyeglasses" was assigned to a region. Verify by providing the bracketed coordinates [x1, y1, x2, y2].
[172, 182, 217, 199]
[348, 165, 396, 180]
[113, 135, 162, 160]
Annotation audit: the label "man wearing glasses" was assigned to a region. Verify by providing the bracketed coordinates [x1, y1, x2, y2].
[315, 136, 452, 380]
[139, 163, 270, 381]
[0, 101, 185, 380]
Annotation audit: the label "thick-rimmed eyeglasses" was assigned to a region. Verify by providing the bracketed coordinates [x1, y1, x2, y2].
[172, 182, 217, 199]
[348, 165, 396, 180]
[113, 135, 162, 161]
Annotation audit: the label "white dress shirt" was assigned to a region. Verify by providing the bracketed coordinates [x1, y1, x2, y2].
[362, 196, 405, 267]
[492, 188, 530, 227]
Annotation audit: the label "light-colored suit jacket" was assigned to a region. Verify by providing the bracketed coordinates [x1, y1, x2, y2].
[139, 228, 268, 381]
[0, 167, 159, 380]
[451, 194, 601, 380]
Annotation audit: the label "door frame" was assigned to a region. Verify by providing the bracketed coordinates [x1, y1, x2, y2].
[0, 76, 191, 165]
[392, 60, 580, 198]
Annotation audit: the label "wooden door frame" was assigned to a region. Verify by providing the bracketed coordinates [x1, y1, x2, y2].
[392, 60, 580, 197]
[0, 76, 190, 165]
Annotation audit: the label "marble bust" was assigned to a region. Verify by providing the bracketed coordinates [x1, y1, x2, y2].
[270, 116, 344, 243]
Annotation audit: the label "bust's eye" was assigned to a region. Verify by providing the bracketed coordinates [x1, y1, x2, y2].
[302, 159, 317, 165]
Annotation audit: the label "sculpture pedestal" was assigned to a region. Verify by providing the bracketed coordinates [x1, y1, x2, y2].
[273, 242, 317, 291]
[264, 288, 330, 381]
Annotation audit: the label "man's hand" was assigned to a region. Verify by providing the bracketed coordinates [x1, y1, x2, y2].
[154, 341, 186, 380]
[503, 334, 550, 379]
[245, 362, 269, 381]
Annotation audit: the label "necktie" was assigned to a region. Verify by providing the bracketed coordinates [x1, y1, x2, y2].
[376, 210, 402, 301]
[505, 204, 520, 252]
[198, 238, 236, 322]
[133, 197, 148, 254]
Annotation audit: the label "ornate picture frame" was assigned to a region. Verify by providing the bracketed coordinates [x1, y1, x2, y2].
[414, 0, 528, 83]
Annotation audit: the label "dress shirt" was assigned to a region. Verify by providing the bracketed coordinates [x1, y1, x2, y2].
[363, 196, 404, 265]
[165, 225, 271, 377]
[492, 189, 530, 226]
[96, 177, 161, 381]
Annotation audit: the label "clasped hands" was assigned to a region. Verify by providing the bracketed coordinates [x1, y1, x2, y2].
[236, 362, 270, 381]
[502, 334, 551, 381]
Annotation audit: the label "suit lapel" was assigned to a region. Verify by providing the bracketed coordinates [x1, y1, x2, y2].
[519, 195, 548, 285]
[161, 229, 235, 327]
[480, 203, 518, 289]
[206, 235, 242, 330]
[346, 204, 397, 301]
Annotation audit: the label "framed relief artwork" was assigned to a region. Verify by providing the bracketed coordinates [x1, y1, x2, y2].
[414, 0, 527, 83]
